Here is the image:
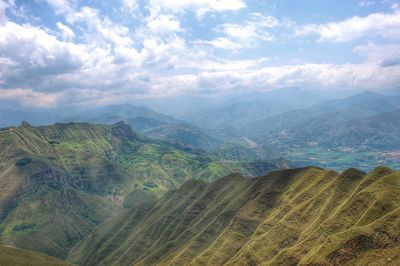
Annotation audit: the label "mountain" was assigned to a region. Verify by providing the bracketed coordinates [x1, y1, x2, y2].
[234, 92, 400, 169]
[65, 104, 222, 151]
[310, 109, 400, 149]
[69, 166, 400, 265]
[0, 122, 285, 258]
[187, 88, 324, 138]
[0, 245, 70, 265]
[246, 91, 400, 141]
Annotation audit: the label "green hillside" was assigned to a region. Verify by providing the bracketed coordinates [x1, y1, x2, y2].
[70, 166, 400, 265]
[0, 245, 70, 266]
[0, 122, 284, 259]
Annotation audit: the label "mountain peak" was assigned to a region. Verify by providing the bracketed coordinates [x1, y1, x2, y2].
[113, 120, 129, 127]
[20, 121, 32, 127]
[111, 120, 139, 140]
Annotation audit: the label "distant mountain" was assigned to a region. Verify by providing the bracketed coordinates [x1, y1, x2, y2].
[187, 88, 325, 138]
[245, 91, 400, 150]
[66, 104, 222, 151]
[0, 122, 284, 258]
[310, 109, 400, 149]
[70, 166, 400, 266]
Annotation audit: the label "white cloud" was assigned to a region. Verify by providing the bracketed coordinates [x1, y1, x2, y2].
[359, 1, 375, 6]
[146, 14, 182, 34]
[122, 0, 138, 12]
[195, 37, 244, 50]
[56, 22, 75, 40]
[296, 10, 400, 42]
[67, 6, 133, 47]
[1, 0, 400, 108]
[200, 14, 279, 50]
[152, 61, 400, 95]
[0, 21, 85, 79]
[248, 13, 280, 28]
[148, 0, 246, 19]
[354, 42, 400, 67]
[0, 0, 12, 24]
[0, 88, 60, 107]
[45, 0, 74, 15]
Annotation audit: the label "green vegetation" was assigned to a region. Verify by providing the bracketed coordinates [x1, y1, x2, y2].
[70, 166, 400, 266]
[0, 245, 70, 265]
[0, 121, 283, 259]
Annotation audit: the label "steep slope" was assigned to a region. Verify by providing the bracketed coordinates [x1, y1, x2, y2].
[69, 166, 400, 265]
[0, 122, 282, 259]
[66, 104, 222, 150]
[0, 245, 70, 265]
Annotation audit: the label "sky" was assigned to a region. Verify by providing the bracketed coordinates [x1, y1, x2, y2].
[0, 0, 400, 108]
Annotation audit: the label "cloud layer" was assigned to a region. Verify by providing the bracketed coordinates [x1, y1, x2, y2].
[0, 0, 399, 107]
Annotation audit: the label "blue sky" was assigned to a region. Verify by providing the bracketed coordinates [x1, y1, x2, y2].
[0, 0, 399, 107]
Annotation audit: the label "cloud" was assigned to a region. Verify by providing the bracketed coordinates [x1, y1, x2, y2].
[122, 0, 138, 13]
[199, 13, 279, 50]
[45, 0, 74, 15]
[147, 0, 246, 19]
[153, 61, 400, 95]
[296, 10, 400, 42]
[1, 0, 400, 108]
[0, 88, 60, 107]
[195, 37, 244, 50]
[146, 14, 182, 34]
[0, 21, 86, 88]
[359, 1, 375, 7]
[67, 6, 133, 47]
[56, 22, 75, 40]
[381, 56, 400, 67]
[354, 42, 400, 67]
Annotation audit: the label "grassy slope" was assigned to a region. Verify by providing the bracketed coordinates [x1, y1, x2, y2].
[0, 122, 281, 258]
[0, 245, 70, 266]
[70, 167, 400, 265]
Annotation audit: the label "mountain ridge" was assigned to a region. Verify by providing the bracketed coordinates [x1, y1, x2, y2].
[65, 104, 222, 151]
[69, 166, 400, 265]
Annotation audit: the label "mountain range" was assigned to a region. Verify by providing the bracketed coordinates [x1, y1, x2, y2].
[70, 166, 400, 265]
[225, 91, 400, 169]
[185, 88, 325, 139]
[244, 91, 400, 147]
[0, 121, 285, 258]
[64, 104, 223, 151]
